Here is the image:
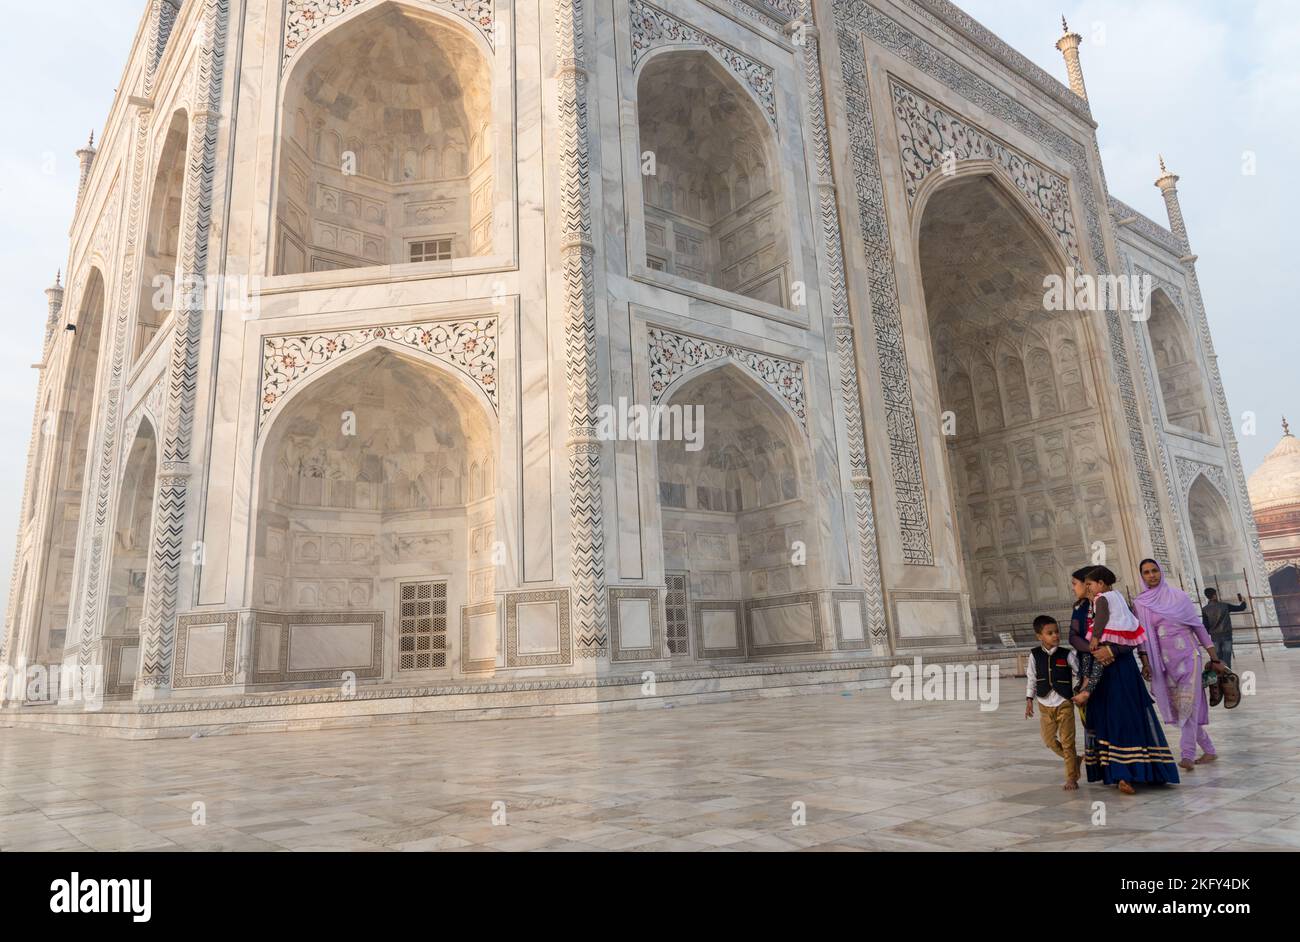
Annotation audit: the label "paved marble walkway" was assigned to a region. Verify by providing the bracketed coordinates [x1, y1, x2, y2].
[2, 650, 1298, 852]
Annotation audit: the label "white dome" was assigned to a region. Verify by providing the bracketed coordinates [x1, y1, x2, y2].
[1248, 422, 1300, 510]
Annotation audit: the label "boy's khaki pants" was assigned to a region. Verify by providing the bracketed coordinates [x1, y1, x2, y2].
[1038, 700, 1079, 781]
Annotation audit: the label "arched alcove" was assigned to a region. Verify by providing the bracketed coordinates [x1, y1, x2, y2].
[655, 364, 819, 658]
[636, 51, 789, 308]
[274, 3, 495, 275]
[34, 267, 110, 658]
[135, 110, 189, 365]
[919, 173, 1121, 636]
[106, 420, 159, 637]
[1188, 475, 1247, 598]
[252, 348, 497, 679]
[1147, 289, 1212, 435]
[1269, 564, 1300, 635]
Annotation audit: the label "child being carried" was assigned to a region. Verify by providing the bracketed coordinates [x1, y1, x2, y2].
[1072, 565, 1146, 706]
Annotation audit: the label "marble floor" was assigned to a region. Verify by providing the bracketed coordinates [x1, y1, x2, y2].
[2, 649, 1298, 852]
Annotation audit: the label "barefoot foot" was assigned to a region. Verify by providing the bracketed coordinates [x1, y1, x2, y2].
[1063, 780, 1079, 791]
[1179, 758, 1195, 771]
[1117, 780, 1136, 795]
[1195, 753, 1217, 764]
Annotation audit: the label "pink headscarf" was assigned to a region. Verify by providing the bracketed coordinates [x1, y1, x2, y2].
[1133, 564, 1201, 628]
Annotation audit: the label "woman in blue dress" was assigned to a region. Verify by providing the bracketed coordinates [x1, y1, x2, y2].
[1068, 564, 1180, 794]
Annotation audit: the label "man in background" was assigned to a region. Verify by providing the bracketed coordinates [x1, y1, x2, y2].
[1202, 588, 1248, 669]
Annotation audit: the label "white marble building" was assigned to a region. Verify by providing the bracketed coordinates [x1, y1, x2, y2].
[0, 0, 1274, 725]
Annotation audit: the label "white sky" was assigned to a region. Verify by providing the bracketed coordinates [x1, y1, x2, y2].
[0, 1, 1295, 607]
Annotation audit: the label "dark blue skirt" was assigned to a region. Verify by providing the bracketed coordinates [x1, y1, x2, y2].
[1083, 647, 1180, 786]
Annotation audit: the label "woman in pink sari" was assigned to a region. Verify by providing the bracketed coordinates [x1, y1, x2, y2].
[1133, 558, 1228, 771]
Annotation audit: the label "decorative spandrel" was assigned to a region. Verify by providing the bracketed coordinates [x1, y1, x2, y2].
[259, 318, 499, 431]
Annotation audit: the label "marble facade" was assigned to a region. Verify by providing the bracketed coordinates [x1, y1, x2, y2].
[1, 0, 1275, 721]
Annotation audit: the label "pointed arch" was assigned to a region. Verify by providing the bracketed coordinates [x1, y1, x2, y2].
[652, 361, 823, 660]
[1144, 286, 1213, 435]
[1187, 473, 1246, 597]
[649, 351, 807, 441]
[273, 0, 497, 275]
[250, 346, 500, 680]
[30, 266, 113, 660]
[1267, 564, 1300, 636]
[105, 416, 160, 638]
[283, 0, 495, 67]
[915, 170, 1127, 639]
[134, 108, 190, 366]
[635, 48, 790, 308]
[912, 162, 1077, 279]
[1024, 335, 1059, 419]
[942, 366, 977, 439]
[996, 346, 1032, 426]
[258, 330, 499, 441]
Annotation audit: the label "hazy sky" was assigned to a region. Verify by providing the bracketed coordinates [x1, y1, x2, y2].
[0, 2, 1295, 607]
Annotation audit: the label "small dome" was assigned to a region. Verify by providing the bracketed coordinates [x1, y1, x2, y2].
[1248, 419, 1300, 510]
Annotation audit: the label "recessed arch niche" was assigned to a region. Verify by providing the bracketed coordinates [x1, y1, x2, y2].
[33, 267, 111, 659]
[1146, 288, 1213, 435]
[655, 364, 820, 658]
[636, 50, 790, 308]
[106, 419, 159, 639]
[1187, 475, 1247, 599]
[135, 110, 189, 366]
[251, 348, 498, 678]
[273, 3, 497, 275]
[1268, 564, 1300, 637]
[919, 173, 1123, 636]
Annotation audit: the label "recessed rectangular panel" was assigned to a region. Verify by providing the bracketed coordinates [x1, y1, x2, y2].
[617, 598, 653, 650]
[746, 593, 823, 656]
[257, 623, 282, 672]
[517, 601, 560, 656]
[289, 622, 376, 671]
[702, 610, 738, 650]
[118, 646, 139, 686]
[183, 623, 228, 677]
[838, 600, 865, 641]
[503, 590, 571, 667]
[892, 593, 967, 648]
[749, 603, 816, 648]
[467, 612, 496, 663]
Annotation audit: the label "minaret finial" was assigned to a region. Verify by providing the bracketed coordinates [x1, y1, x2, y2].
[44, 270, 65, 349]
[1153, 155, 1189, 252]
[88, 130, 95, 149]
[1055, 17, 1088, 101]
[1285, 416, 1292, 437]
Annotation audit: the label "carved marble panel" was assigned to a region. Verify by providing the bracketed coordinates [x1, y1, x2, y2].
[259, 318, 498, 430]
[629, 0, 777, 128]
[889, 80, 1080, 266]
[283, 0, 495, 63]
[646, 325, 806, 432]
